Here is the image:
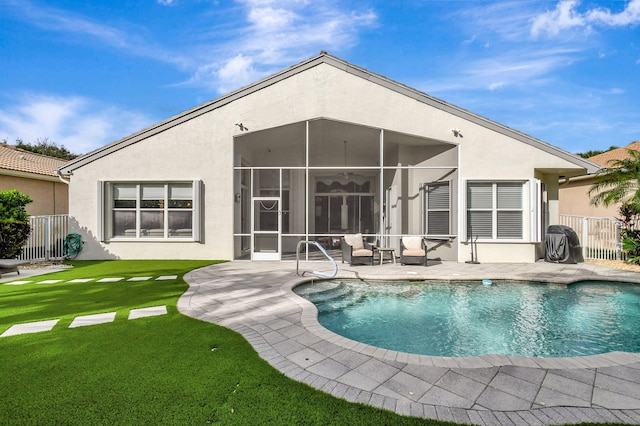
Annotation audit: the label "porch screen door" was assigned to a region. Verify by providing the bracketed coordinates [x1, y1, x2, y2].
[252, 197, 280, 260]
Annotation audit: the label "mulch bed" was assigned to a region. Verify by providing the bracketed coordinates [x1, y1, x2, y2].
[586, 259, 640, 273]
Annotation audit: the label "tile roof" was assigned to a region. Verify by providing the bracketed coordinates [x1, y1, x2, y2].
[588, 141, 640, 167]
[0, 144, 69, 177]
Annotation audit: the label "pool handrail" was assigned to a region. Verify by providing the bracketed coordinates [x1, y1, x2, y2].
[296, 240, 338, 279]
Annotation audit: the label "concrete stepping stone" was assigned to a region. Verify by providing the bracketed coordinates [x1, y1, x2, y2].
[4, 280, 33, 285]
[37, 279, 63, 284]
[1, 319, 59, 337]
[156, 275, 178, 280]
[128, 305, 167, 319]
[68, 278, 95, 283]
[69, 312, 116, 328]
[96, 277, 125, 283]
[127, 276, 153, 281]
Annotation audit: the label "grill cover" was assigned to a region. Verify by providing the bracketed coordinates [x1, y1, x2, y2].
[544, 225, 584, 264]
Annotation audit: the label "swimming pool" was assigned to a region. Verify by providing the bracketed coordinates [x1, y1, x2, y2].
[294, 279, 640, 358]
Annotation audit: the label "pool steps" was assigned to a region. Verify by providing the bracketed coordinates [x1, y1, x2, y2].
[295, 281, 365, 312]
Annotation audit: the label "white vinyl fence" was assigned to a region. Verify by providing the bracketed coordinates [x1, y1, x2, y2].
[559, 214, 622, 260]
[14, 214, 625, 262]
[18, 215, 70, 262]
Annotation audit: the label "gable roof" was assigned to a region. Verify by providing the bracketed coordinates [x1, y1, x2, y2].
[59, 52, 599, 175]
[0, 144, 69, 178]
[588, 141, 640, 167]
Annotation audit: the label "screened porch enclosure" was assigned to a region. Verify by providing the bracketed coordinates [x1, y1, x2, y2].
[233, 118, 458, 260]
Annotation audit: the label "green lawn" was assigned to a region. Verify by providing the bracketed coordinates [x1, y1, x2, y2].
[0, 260, 452, 425]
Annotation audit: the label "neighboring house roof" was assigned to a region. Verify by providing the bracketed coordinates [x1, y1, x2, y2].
[587, 141, 640, 167]
[59, 51, 599, 175]
[0, 144, 69, 179]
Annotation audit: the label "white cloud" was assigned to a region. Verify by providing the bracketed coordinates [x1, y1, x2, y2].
[6, 1, 376, 95]
[247, 5, 298, 31]
[188, 0, 377, 93]
[8, 1, 189, 68]
[423, 46, 580, 95]
[0, 94, 153, 155]
[587, 0, 640, 26]
[531, 0, 585, 38]
[531, 0, 640, 38]
[457, 2, 544, 42]
[216, 55, 262, 93]
[607, 87, 626, 95]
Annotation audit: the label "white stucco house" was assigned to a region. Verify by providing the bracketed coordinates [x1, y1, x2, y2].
[58, 52, 598, 263]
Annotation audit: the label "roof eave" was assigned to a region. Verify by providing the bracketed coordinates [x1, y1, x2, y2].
[59, 52, 598, 175]
[0, 167, 64, 182]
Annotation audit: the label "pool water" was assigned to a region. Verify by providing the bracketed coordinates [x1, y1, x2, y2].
[294, 279, 640, 358]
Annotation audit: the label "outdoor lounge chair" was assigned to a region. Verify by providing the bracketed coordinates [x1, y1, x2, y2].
[341, 233, 375, 266]
[400, 236, 428, 266]
[0, 259, 28, 277]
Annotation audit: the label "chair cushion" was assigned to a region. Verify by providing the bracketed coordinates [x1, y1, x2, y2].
[344, 233, 364, 250]
[352, 249, 373, 257]
[403, 237, 423, 250]
[403, 249, 425, 257]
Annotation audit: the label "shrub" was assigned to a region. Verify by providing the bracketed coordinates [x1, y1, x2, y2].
[618, 203, 640, 264]
[0, 189, 32, 222]
[622, 228, 640, 265]
[0, 190, 32, 259]
[0, 220, 31, 258]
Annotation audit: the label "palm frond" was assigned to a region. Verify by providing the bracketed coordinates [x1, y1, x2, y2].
[588, 149, 640, 207]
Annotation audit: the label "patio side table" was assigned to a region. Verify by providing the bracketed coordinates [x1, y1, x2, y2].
[378, 247, 396, 265]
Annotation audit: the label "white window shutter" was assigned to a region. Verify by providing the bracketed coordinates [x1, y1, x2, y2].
[97, 181, 105, 241]
[192, 180, 203, 242]
[530, 178, 542, 242]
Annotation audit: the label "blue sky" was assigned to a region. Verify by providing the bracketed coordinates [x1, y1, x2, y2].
[1, 0, 639, 156]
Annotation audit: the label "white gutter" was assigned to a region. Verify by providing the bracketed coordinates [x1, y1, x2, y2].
[55, 169, 71, 185]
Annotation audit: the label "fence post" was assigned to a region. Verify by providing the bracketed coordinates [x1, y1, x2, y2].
[44, 216, 51, 261]
[616, 220, 622, 260]
[581, 216, 588, 260]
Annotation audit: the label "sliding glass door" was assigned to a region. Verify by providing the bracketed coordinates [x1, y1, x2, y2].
[314, 194, 375, 235]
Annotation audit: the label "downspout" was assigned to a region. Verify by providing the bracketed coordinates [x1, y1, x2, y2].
[55, 169, 71, 185]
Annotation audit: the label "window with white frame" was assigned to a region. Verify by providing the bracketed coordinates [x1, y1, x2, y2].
[109, 182, 200, 240]
[466, 181, 523, 240]
[425, 182, 450, 235]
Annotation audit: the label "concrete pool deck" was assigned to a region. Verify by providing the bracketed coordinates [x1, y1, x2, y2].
[180, 260, 640, 425]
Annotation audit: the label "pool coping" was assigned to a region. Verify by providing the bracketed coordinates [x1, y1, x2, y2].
[180, 260, 640, 425]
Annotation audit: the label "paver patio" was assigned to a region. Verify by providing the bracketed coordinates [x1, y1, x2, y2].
[180, 260, 640, 425]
